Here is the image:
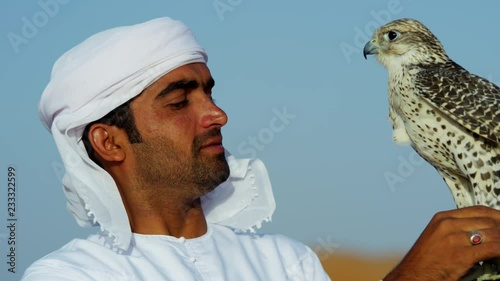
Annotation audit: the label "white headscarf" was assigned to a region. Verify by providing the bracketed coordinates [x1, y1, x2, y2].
[38, 17, 275, 251]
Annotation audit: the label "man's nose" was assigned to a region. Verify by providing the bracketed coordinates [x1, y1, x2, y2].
[200, 98, 228, 128]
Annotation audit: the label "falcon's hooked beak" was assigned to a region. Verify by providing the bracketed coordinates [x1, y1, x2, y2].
[363, 40, 379, 59]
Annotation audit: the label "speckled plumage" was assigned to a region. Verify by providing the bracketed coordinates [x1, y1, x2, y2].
[364, 19, 500, 280]
[364, 18, 500, 211]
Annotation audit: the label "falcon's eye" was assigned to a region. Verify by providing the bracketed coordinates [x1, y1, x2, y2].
[385, 30, 401, 41]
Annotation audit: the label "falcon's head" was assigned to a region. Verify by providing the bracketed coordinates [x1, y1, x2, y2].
[363, 18, 450, 68]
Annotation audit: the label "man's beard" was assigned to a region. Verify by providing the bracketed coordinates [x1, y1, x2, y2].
[131, 128, 230, 197]
[191, 128, 230, 190]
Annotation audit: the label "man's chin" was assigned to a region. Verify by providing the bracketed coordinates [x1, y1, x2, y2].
[201, 149, 228, 168]
[193, 153, 230, 191]
[212, 156, 230, 183]
[197, 170, 229, 196]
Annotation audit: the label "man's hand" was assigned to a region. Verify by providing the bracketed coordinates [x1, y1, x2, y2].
[383, 206, 500, 281]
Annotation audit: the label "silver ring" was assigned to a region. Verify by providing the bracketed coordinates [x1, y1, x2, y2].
[470, 231, 483, 245]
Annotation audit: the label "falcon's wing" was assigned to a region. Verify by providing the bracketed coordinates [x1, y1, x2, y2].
[414, 62, 500, 143]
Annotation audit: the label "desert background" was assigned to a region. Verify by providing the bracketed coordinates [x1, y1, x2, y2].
[319, 251, 402, 280]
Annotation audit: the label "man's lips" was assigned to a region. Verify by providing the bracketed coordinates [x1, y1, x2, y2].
[200, 136, 223, 149]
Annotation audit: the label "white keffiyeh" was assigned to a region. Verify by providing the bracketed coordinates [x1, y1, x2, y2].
[38, 17, 275, 251]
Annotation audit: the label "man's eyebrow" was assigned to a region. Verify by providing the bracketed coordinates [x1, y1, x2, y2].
[204, 77, 215, 92]
[155, 79, 199, 99]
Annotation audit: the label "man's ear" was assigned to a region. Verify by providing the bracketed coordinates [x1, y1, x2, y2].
[87, 124, 127, 163]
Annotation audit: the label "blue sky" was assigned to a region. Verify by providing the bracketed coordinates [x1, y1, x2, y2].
[1, 0, 500, 279]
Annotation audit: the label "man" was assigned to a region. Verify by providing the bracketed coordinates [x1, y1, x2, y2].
[23, 17, 500, 281]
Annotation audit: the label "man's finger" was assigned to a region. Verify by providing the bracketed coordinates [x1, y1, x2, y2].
[435, 217, 499, 233]
[463, 228, 500, 246]
[434, 206, 500, 221]
[465, 242, 500, 264]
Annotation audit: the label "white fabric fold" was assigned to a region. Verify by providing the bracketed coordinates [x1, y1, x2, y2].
[201, 153, 276, 231]
[38, 17, 276, 251]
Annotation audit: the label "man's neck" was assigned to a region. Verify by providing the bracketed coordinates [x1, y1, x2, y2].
[123, 190, 208, 238]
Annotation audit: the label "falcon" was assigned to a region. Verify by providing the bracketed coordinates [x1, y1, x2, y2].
[363, 18, 500, 280]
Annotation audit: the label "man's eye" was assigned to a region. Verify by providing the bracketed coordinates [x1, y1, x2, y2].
[169, 100, 188, 110]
